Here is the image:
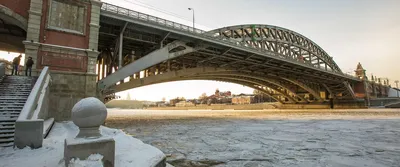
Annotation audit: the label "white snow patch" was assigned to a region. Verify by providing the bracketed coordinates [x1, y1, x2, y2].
[69, 154, 104, 167]
[0, 122, 166, 167]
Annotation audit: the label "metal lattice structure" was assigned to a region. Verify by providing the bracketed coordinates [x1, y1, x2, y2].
[207, 25, 342, 73]
[96, 3, 361, 103]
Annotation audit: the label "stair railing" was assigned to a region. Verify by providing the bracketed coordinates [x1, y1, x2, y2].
[14, 66, 52, 149]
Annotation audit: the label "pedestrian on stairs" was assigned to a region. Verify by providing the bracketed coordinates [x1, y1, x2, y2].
[25, 57, 34, 76]
[12, 55, 22, 75]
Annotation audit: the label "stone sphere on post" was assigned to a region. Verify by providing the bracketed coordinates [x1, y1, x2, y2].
[71, 97, 107, 138]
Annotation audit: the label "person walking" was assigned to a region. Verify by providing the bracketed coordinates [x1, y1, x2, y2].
[25, 57, 34, 76]
[12, 55, 22, 75]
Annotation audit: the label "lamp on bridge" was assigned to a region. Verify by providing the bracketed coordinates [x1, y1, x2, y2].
[188, 7, 195, 31]
[395, 80, 399, 97]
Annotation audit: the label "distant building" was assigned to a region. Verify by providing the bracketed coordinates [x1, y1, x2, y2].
[155, 101, 167, 107]
[215, 89, 232, 97]
[232, 94, 256, 104]
[169, 98, 181, 106]
[175, 101, 195, 107]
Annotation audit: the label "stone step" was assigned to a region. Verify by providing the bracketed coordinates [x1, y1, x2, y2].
[0, 99, 26, 101]
[0, 100, 26, 102]
[0, 117, 18, 121]
[0, 103, 25, 105]
[0, 110, 20, 112]
[0, 105, 25, 108]
[0, 121, 15, 125]
[0, 84, 32, 85]
[0, 84, 32, 86]
[0, 98, 27, 100]
[0, 142, 13, 147]
[0, 107, 24, 110]
[0, 129, 14, 134]
[0, 133, 14, 138]
[0, 89, 31, 91]
[1, 82, 32, 84]
[0, 102, 26, 105]
[0, 88, 31, 89]
[0, 109, 22, 112]
[0, 90, 31, 92]
[0, 104, 23, 107]
[0, 94, 29, 96]
[0, 96, 26, 100]
[0, 113, 21, 117]
[0, 125, 15, 130]
[0, 88, 31, 90]
[0, 87, 31, 89]
[0, 138, 14, 143]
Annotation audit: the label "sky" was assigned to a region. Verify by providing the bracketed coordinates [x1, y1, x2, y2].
[1, 0, 399, 101]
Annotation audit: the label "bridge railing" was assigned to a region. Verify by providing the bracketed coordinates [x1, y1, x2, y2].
[101, 3, 206, 34]
[14, 66, 52, 149]
[101, 3, 359, 80]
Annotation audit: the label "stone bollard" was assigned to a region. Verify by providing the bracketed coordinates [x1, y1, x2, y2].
[64, 97, 115, 167]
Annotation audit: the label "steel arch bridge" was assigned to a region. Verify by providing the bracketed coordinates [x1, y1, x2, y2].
[96, 3, 359, 104]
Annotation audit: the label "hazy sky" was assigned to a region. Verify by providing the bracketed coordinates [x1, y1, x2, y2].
[3, 0, 399, 101]
[102, 0, 400, 101]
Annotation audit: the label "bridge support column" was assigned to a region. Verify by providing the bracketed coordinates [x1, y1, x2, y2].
[22, 0, 102, 121]
[23, 0, 44, 76]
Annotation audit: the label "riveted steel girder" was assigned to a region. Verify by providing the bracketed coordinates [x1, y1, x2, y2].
[110, 67, 333, 103]
[207, 25, 341, 73]
[98, 40, 197, 91]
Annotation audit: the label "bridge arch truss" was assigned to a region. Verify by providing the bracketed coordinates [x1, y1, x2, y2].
[97, 3, 359, 103]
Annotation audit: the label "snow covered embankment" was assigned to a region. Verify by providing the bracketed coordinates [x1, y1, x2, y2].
[0, 122, 166, 167]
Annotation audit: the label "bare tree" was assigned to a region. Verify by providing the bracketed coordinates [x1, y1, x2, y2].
[162, 97, 166, 102]
[253, 89, 262, 95]
[199, 93, 207, 100]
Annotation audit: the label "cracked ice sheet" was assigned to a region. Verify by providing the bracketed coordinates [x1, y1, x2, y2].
[0, 122, 165, 167]
[106, 110, 400, 167]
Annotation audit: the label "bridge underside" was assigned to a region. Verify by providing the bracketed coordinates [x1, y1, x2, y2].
[0, 5, 27, 53]
[96, 4, 360, 104]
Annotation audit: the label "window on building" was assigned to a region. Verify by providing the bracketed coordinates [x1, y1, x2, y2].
[48, 0, 86, 34]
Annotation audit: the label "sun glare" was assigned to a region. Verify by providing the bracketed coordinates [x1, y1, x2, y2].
[0, 50, 26, 66]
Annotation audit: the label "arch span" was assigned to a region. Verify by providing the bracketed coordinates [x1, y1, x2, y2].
[0, 4, 28, 52]
[0, 4, 28, 31]
[207, 24, 342, 73]
[110, 67, 326, 104]
[167, 77, 285, 103]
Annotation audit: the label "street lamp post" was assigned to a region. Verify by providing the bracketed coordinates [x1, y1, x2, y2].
[395, 80, 399, 97]
[188, 7, 195, 31]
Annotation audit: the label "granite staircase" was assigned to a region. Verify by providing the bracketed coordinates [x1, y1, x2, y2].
[0, 75, 37, 147]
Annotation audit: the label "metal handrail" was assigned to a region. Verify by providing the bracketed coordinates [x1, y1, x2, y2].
[17, 66, 51, 120]
[100, 3, 359, 81]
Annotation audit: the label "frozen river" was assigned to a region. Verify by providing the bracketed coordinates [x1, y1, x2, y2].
[106, 109, 400, 167]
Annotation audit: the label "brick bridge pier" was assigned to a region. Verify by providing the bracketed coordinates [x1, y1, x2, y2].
[1, 0, 102, 120]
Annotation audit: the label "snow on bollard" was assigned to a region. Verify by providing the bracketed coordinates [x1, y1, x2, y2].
[65, 97, 115, 167]
[71, 97, 107, 138]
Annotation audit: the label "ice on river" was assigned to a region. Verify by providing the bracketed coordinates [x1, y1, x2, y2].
[106, 109, 400, 167]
